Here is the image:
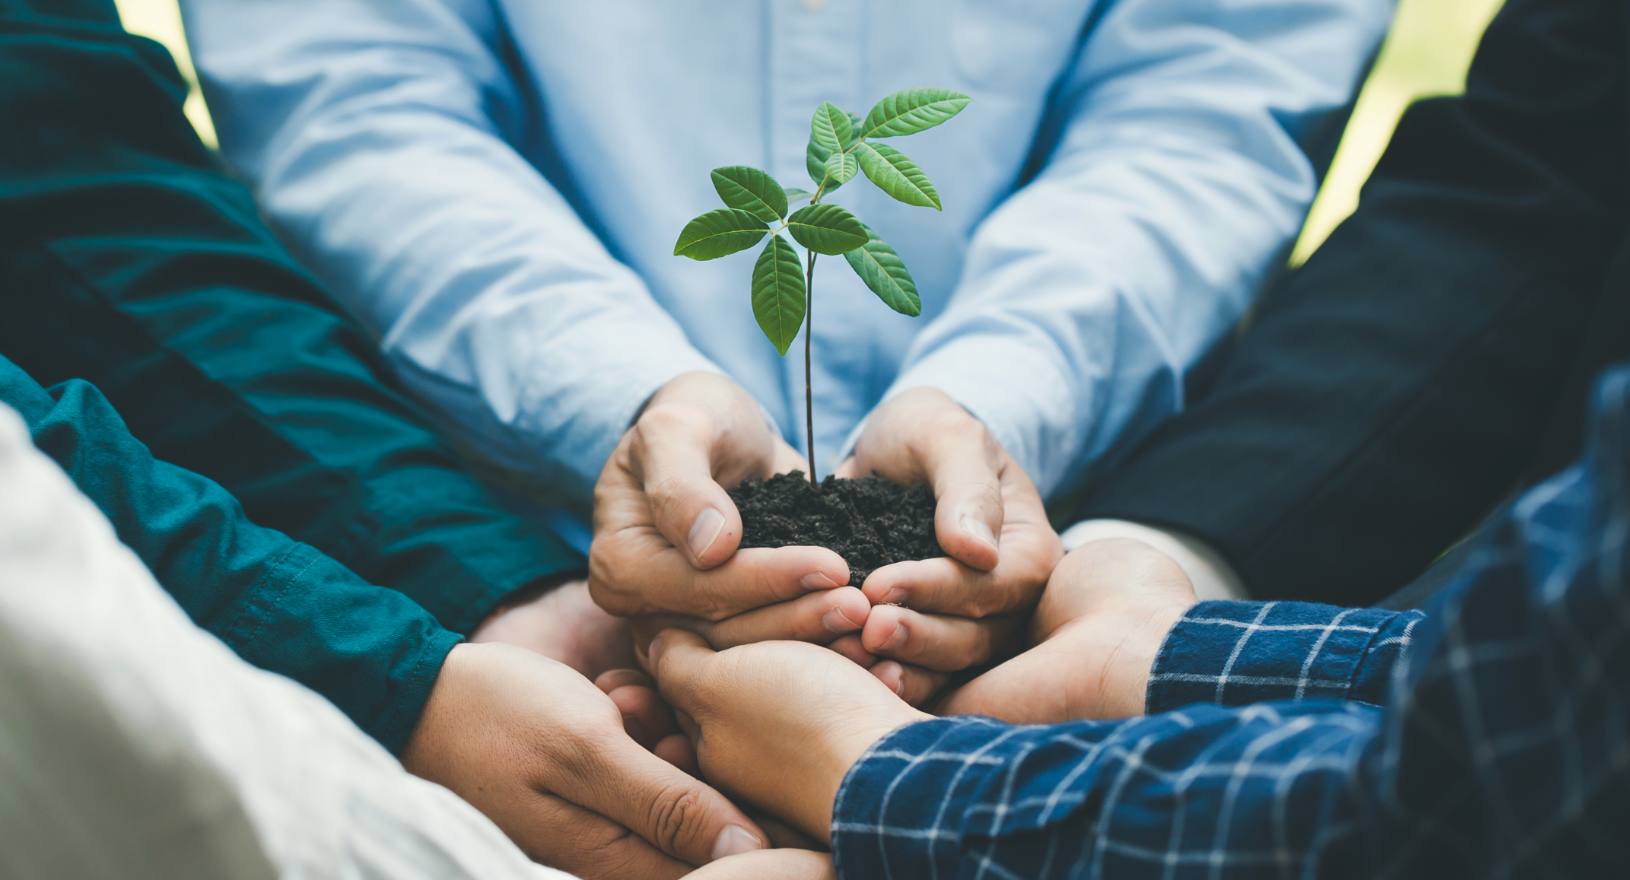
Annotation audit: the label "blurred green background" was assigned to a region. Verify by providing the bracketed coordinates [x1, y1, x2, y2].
[112, 0, 1503, 262]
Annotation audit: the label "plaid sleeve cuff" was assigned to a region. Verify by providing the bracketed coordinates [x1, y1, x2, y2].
[1146, 600, 1423, 713]
[831, 716, 1075, 880]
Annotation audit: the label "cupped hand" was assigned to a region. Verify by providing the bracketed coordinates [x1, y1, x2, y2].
[938, 537, 1199, 722]
[401, 642, 769, 879]
[835, 388, 1063, 705]
[589, 372, 849, 636]
[648, 630, 929, 842]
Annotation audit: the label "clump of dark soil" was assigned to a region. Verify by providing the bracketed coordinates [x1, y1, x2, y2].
[728, 471, 945, 584]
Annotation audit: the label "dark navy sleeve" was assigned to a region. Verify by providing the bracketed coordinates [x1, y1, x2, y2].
[1146, 600, 1425, 712]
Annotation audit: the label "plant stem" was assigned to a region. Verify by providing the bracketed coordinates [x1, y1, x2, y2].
[803, 248, 819, 489]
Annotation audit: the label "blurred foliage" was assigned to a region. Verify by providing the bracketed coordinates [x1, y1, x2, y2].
[113, 0, 215, 146]
[115, 0, 1501, 262]
[1294, 0, 1505, 263]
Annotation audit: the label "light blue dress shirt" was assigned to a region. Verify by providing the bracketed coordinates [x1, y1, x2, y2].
[180, 0, 1392, 514]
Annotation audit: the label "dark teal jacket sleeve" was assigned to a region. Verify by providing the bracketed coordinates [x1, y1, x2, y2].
[0, 354, 458, 754]
[0, 0, 582, 635]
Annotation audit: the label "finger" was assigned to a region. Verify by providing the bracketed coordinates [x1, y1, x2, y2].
[596, 668, 655, 694]
[655, 732, 700, 776]
[826, 634, 878, 668]
[671, 706, 702, 743]
[628, 408, 752, 570]
[605, 683, 679, 751]
[859, 605, 1023, 672]
[833, 456, 859, 480]
[868, 660, 951, 707]
[861, 554, 1041, 618]
[645, 629, 718, 718]
[591, 538, 849, 620]
[483, 784, 694, 880]
[772, 439, 809, 477]
[741, 808, 825, 851]
[633, 587, 870, 651]
[554, 715, 769, 866]
[920, 431, 1004, 572]
[685, 849, 835, 880]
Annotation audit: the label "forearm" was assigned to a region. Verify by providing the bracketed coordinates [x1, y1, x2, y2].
[879, 0, 1389, 500]
[184, 0, 722, 501]
[1, 360, 457, 753]
[0, 7, 582, 634]
[1147, 601, 1422, 712]
[832, 708, 1372, 880]
[1072, 0, 1629, 606]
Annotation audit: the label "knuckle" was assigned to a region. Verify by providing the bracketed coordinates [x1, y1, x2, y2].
[972, 586, 1011, 618]
[646, 473, 693, 522]
[681, 577, 733, 621]
[645, 782, 709, 855]
[586, 573, 639, 617]
[638, 403, 715, 446]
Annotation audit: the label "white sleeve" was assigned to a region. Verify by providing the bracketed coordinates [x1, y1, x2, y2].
[0, 403, 563, 880]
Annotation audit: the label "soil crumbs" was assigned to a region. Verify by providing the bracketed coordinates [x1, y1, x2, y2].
[728, 471, 945, 584]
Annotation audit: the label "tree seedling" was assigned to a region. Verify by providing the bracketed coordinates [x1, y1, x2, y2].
[673, 87, 970, 487]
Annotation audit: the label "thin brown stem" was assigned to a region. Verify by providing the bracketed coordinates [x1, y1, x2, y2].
[803, 249, 819, 488]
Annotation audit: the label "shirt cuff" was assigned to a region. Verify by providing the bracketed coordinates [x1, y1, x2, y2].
[831, 717, 1018, 880]
[1146, 600, 1415, 713]
[1061, 518, 1248, 601]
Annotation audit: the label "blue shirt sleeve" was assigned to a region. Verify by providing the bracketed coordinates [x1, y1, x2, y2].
[179, 0, 722, 503]
[1146, 601, 1425, 712]
[873, 0, 1393, 497]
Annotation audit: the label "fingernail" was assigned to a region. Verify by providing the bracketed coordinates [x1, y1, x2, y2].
[961, 515, 998, 553]
[878, 587, 905, 606]
[712, 824, 764, 860]
[823, 606, 860, 634]
[880, 621, 908, 652]
[647, 637, 665, 662]
[800, 571, 839, 590]
[688, 508, 727, 562]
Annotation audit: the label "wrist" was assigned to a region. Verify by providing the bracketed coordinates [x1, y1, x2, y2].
[810, 711, 930, 840]
[1098, 599, 1192, 717]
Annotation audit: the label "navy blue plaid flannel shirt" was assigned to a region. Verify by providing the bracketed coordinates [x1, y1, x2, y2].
[830, 366, 1630, 878]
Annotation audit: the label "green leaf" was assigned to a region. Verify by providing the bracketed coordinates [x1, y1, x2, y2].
[785, 202, 869, 255]
[855, 143, 941, 210]
[711, 166, 787, 222]
[844, 224, 920, 316]
[673, 208, 770, 260]
[823, 149, 858, 186]
[810, 102, 853, 155]
[860, 87, 971, 139]
[752, 235, 806, 356]
[784, 187, 814, 204]
[845, 112, 864, 148]
[805, 138, 844, 192]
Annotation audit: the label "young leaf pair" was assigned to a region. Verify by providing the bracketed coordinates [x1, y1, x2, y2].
[673, 86, 969, 486]
[673, 87, 970, 356]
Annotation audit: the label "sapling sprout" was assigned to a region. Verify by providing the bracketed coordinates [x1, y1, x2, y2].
[673, 87, 971, 487]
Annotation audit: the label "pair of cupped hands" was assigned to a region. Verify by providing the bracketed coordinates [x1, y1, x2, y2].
[401, 374, 1200, 880]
